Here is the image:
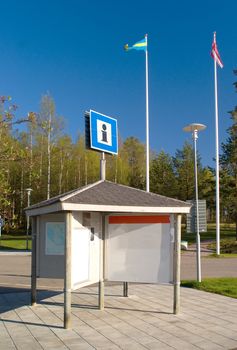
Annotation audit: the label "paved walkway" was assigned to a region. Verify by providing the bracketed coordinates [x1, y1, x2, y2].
[0, 283, 237, 349]
[0, 251, 237, 349]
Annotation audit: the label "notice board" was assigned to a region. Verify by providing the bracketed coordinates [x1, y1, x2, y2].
[106, 215, 173, 284]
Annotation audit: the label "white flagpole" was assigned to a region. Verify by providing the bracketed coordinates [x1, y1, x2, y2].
[213, 32, 220, 255]
[145, 34, 150, 192]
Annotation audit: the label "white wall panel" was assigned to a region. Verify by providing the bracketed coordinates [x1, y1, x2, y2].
[106, 216, 172, 284]
[71, 228, 90, 289]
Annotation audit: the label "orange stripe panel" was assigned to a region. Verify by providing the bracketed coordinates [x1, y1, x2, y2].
[109, 215, 170, 224]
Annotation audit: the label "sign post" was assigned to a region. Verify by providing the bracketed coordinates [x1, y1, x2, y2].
[85, 109, 119, 305]
[85, 109, 118, 181]
[0, 216, 4, 238]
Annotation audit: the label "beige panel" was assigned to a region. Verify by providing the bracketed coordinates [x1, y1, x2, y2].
[39, 213, 65, 278]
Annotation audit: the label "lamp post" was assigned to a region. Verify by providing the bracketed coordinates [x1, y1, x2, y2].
[183, 123, 206, 282]
[25, 188, 33, 250]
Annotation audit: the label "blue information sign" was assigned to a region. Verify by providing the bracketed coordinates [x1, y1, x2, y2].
[90, 110, 118, 155]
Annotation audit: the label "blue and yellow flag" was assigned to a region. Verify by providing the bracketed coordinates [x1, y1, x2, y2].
[124, 37, 147, 51]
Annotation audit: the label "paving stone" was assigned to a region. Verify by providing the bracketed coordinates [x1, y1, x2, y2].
[194, 339, 226, 350]
[0, 285, 236, 349]
[0, 339, 17, 350]
[144, 341, 174, 349]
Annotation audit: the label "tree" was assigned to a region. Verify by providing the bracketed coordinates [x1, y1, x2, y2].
[150, 150, 178, 197]
[33, 94, 64, 199]
[198, 167, 215, 220]
[173, 142, 196, 201]
[121, 137, 146, 189]
[53, 135, 73, 194]
[220, 70, 237, 238]
[0, 96, 35, 226]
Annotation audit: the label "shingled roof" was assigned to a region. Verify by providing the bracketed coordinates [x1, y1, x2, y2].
[26, 180, 191, 216]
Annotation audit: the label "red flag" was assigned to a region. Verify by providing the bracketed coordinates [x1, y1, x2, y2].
[211, 32, 223, 68]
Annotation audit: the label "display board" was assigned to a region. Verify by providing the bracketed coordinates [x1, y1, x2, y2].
[45, 222, 65, 255]
[106, 215, 173, 284]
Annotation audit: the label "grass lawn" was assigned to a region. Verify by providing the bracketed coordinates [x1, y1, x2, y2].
[208, 239, 237, 254]
[182, 223, 236, 243]
[181, 277, 237, 299]
[0, 234, 31, 250]
[206, 253, 237, 258]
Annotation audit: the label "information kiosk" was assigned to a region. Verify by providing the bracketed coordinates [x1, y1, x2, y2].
[26, 180, 191, 329]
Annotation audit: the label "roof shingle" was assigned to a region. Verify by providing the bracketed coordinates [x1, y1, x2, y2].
[27, 180, 190, 210]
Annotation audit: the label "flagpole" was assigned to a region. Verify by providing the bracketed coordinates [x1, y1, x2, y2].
[145, 34, 150, 192]
[213, 32, 220, 255]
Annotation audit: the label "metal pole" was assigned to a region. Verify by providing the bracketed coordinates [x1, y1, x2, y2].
[26, 191, 30, 250]
[26, 188, 32, 250]
[64, 212, 72, 329]
[100, 152, 106, 181]
[47, 113, 52, 200]
[214, 54, 220, 255]
[145, 34, 150, 192]
[123, 282, 128, 297]
[173, 214, 181, 314]
[99, 214, 105, 310]
[31, 216, 37, 306]
[193, 130, 201, 282]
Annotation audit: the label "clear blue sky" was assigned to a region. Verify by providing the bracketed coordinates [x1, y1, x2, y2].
[0, 0, 236, 167]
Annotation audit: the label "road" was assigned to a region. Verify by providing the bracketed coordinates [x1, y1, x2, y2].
[0, 250, 236, 292]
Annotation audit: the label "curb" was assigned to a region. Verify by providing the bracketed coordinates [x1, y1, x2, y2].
[0, 250, 31, 256]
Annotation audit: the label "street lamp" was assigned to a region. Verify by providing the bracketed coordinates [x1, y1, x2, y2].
[25, 188, 33, 250]
[183, 123, 206, 282]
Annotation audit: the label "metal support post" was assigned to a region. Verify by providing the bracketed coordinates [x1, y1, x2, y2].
[193, 130, 201, 282]
[183, 123, 206, 282]
[100, 152, 106, 181]
[25, 188, 33, 250]
[64, 212, 72, 329]
[31, 216, 37, 306]
[173, 214, 181, 314]
[99, 214, 105, 310]
[123, 282, 128, 297]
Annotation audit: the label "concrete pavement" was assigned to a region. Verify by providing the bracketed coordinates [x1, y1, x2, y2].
[0, 283, 237, 349]
[0, 251, 237, 349]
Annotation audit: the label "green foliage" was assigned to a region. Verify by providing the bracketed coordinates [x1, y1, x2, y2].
[0, 85, 236, 229]
[121, 137, 145, 189]
[0, 234, 32, 250]
[182, 223, 236, 243]
[220, 70, 237, 237]
[181, 278, 237, 298]
[150, 150, 178, 197]
[173, 142, 196, 200]
[0, 97, 36, 225]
